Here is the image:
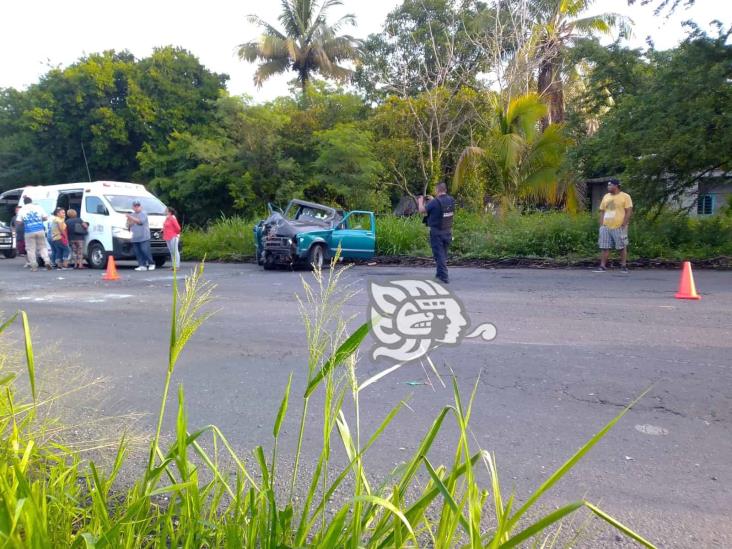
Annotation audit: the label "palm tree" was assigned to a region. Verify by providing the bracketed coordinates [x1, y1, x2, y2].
[531, 0, 629, 126]
[453, 93, 568, 213]
[238, 0, 361, 93]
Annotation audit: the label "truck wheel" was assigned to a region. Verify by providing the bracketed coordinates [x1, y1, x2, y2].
[87, 242, 107, 269]
[263, 251, 276, 270]
[308, 244, 325, 270]
[154, 256, 167, 268]
[3, 249, 17, 259]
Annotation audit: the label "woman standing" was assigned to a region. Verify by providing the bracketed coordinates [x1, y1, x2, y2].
[50, 207, 70, 270]
[65, 209, 88, 269]
[163, 207, 182, 270]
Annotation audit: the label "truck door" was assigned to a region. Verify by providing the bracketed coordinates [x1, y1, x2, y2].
[330, 211, 376, 259]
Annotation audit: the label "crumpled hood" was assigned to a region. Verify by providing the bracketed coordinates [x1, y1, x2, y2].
[264, 213, 330, 237]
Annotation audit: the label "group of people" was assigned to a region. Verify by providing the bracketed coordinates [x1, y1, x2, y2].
[10, 197, 182, 272]
[417, 179, 633, 283]
[9, 196, 75, 272]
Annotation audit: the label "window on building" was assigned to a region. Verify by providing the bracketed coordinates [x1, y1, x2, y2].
[697, 194, 714, 215]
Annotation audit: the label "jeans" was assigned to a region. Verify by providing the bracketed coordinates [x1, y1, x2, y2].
[51, 240, 70, 266]
[166, 236, 180, 269]
[429, 229, 451, 282]
[132, 240, 153, 267]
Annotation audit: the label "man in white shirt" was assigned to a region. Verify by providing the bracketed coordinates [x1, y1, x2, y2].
[18, 196, 52, 271]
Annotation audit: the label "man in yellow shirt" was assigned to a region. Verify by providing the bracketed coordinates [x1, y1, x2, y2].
[594, 179, 633, 273]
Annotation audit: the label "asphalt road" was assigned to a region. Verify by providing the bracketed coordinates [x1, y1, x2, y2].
[0, 256, 730, 547]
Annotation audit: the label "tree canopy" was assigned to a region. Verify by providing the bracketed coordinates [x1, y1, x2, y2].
[1, 2, 728, 223]
[568, 24, 732, 210]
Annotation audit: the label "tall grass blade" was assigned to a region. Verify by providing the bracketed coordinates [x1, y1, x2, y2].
[497, 502, 584, 548]
[506, 388, 652, 531]
[352, 494, 418, 545]
[304, 321, 371, 398]
[273, 372, 293, 439]
[0, 312, 18, 335]
[20, 311, 36, 401]
[421, 456, 471, 533]
[584, 501, 658, 549]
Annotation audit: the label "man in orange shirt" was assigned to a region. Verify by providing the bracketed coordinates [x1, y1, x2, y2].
[594, 179, 633, 273]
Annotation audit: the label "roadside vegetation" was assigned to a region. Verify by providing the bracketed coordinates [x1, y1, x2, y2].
[1, 3, 729, 229]
[0, 264, 657, 546]
[182, 211, 732, 265]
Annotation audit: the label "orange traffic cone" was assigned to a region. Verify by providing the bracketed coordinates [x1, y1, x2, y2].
[675, 261, 700, 300]
[102, 256, 120, 281]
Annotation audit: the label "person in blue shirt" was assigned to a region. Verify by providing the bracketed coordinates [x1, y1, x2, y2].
[417, 182, 455, 284]
[18, 196, 51, 271]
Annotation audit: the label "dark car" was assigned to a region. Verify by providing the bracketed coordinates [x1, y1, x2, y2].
[0, 221, 17, 258]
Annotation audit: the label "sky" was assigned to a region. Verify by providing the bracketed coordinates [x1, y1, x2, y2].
[1, 0, 728, 102]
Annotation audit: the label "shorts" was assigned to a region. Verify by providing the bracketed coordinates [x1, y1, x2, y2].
[599, 226, 628, 250]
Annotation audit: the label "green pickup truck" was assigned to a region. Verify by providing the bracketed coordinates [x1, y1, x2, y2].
[253, 199, 376, 269]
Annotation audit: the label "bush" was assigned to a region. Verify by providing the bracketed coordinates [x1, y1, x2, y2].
[181, 211, 732, 264]
[182, 216, 255, 261]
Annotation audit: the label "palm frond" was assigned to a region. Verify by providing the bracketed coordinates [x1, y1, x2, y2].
[316, 62, 353, 82]
[257, 35, 294, 60]
[253, 58, 292, 87]
[494, 133, 524, 172]
[506, 94, 547, 139]
[570, 12, 633, 40]
[520, 167, 560, 201]
[237, 41, 263, 62]
[329, 13, 356, 34]
[320, 35, 361, 62]
[246, 15, 287, 40]
[279, 0, 304, 39]
[453, 146, 486, 193]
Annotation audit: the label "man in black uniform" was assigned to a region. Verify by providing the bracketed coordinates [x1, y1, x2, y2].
[417, 182, 455, 284]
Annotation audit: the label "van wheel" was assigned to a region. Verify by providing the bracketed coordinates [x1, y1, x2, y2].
[154, 256, 167, 268]
[308, 244, 325, 270]
[87, 242, 107, 269]
[3, 249, 17, 259]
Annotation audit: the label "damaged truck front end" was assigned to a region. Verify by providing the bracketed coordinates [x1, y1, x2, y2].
[253, 199, 376, 270]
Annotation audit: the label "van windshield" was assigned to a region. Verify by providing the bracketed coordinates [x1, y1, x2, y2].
[105, 195, 166, 215]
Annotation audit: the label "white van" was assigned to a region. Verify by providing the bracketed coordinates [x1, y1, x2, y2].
[0, 181, 170, 269]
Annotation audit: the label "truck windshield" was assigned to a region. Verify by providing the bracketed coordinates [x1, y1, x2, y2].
[105, 195, 166, 215]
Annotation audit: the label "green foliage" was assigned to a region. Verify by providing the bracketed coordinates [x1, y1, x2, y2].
[375, 215, 431, 255]
[0, 265, 657, 547]
[0, 47, 226, 192]
[355, 0, 489, 99]
[569, 26, 732, 209]
[238, 0, 361, 91]
[532, 0, 631, 125]
[181, 216, 256, 261]
[313, 123, 387, 211]
[454, 93, 568, 212]
[320, 209, 731, 263]
[182, 211, 732, 263]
